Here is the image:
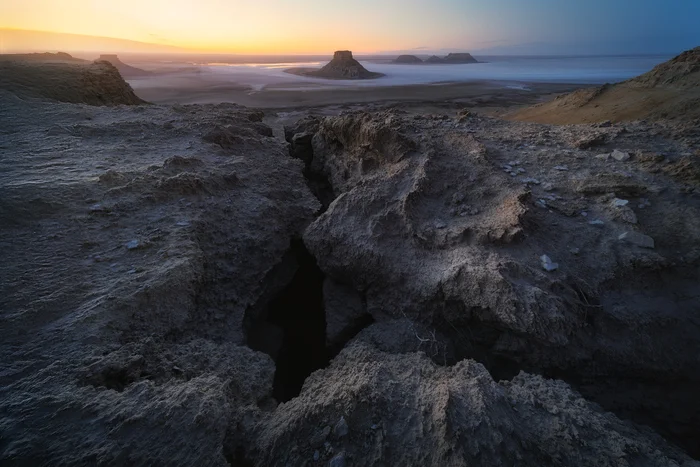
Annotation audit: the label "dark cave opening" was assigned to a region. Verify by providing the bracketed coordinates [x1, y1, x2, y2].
[247, 239, 329, 403]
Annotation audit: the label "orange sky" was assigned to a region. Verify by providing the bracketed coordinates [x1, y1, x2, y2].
[0, 0, 476, 54]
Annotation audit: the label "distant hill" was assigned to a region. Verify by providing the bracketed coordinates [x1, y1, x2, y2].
[443, 53, 478, 64]
[0, 53, 145, 105]
[0, 29, 186, 54]
[508, 46, 700, 123]
[394, 55, 423, 64]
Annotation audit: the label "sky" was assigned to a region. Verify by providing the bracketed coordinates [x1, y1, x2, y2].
[1, 0, 699, 54]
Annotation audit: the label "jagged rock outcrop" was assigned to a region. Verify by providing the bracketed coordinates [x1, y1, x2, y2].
[251, 327, 695, 466]
[509, 46, 700, 123]
[97, 54, 151, 78]
[0, 94, 318, 465]
[286, 50, 384, 80]
[297, 109, 700, 456]
[0, 57, 146, 105]
[394, 54, 423, 64]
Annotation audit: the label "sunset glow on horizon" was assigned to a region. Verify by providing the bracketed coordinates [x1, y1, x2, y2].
[1, 0, 699, 55]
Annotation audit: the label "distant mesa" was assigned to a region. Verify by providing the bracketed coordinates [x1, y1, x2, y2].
[286, 51, 384, 80]
[394, 54, 423, 64]
[395, 52, 479, 65]
[443, 53, 478, 64]
[96, 54, 151, 78]
[425, 55, 445, 64]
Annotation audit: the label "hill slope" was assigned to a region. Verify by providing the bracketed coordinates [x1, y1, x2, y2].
[0, 55, 145, 105]
[508, 46, 700, 124]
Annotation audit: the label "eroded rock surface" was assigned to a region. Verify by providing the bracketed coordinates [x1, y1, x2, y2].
[300, 109, 700, 456]
[2, 74, 700, 465]
[0, 92, 318, 465]
[252, 324, 695, 466]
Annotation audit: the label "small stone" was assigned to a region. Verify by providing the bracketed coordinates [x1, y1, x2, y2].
[125, 240, 140, 250]
[516, 167, 526, 174]
[333, 416, 349, 438]
[588, 219, 605, 226]
[570, 247, 581, 255]
[553, 165, 569, 171]
[371, 424, 379, 430]
[536, 199, 547, 208]
[435, 221, 447, 230]
[510, 173, 517, 177]
[509, 160, 520, 166]
[89, 203, 106, 212]
[612, 198, 629, 207]
[540, 255, 559, 272]
[521, 177, 540, 185]
[581, 211, 588, 217]
[329, 453, 346, 467]
[503, 164, 513, 171]
[176, 221, 190, 226]
[611, 149, 630, 162]
[313, 451, 320, 462]
[542, 182, 554, 191]
[618, 231, 655, 249]
[595, 153, 611, 161]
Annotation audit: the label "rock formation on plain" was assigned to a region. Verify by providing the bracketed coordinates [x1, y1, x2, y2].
[421, 53, 479, 64]
[287, 50, 384, 80]
[97, 54, 151, 78]
[2, 49, 700, 466]
[394, 54, 423, 64]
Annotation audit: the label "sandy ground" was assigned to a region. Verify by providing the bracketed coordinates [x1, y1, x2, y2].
[128, 72, 584, 108]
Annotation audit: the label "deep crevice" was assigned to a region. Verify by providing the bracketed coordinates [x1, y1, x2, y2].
[246, 239, 328, 402]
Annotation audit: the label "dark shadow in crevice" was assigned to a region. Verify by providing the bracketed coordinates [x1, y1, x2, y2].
[246, 239, 328, 402]
[222, 444, 254, 467]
